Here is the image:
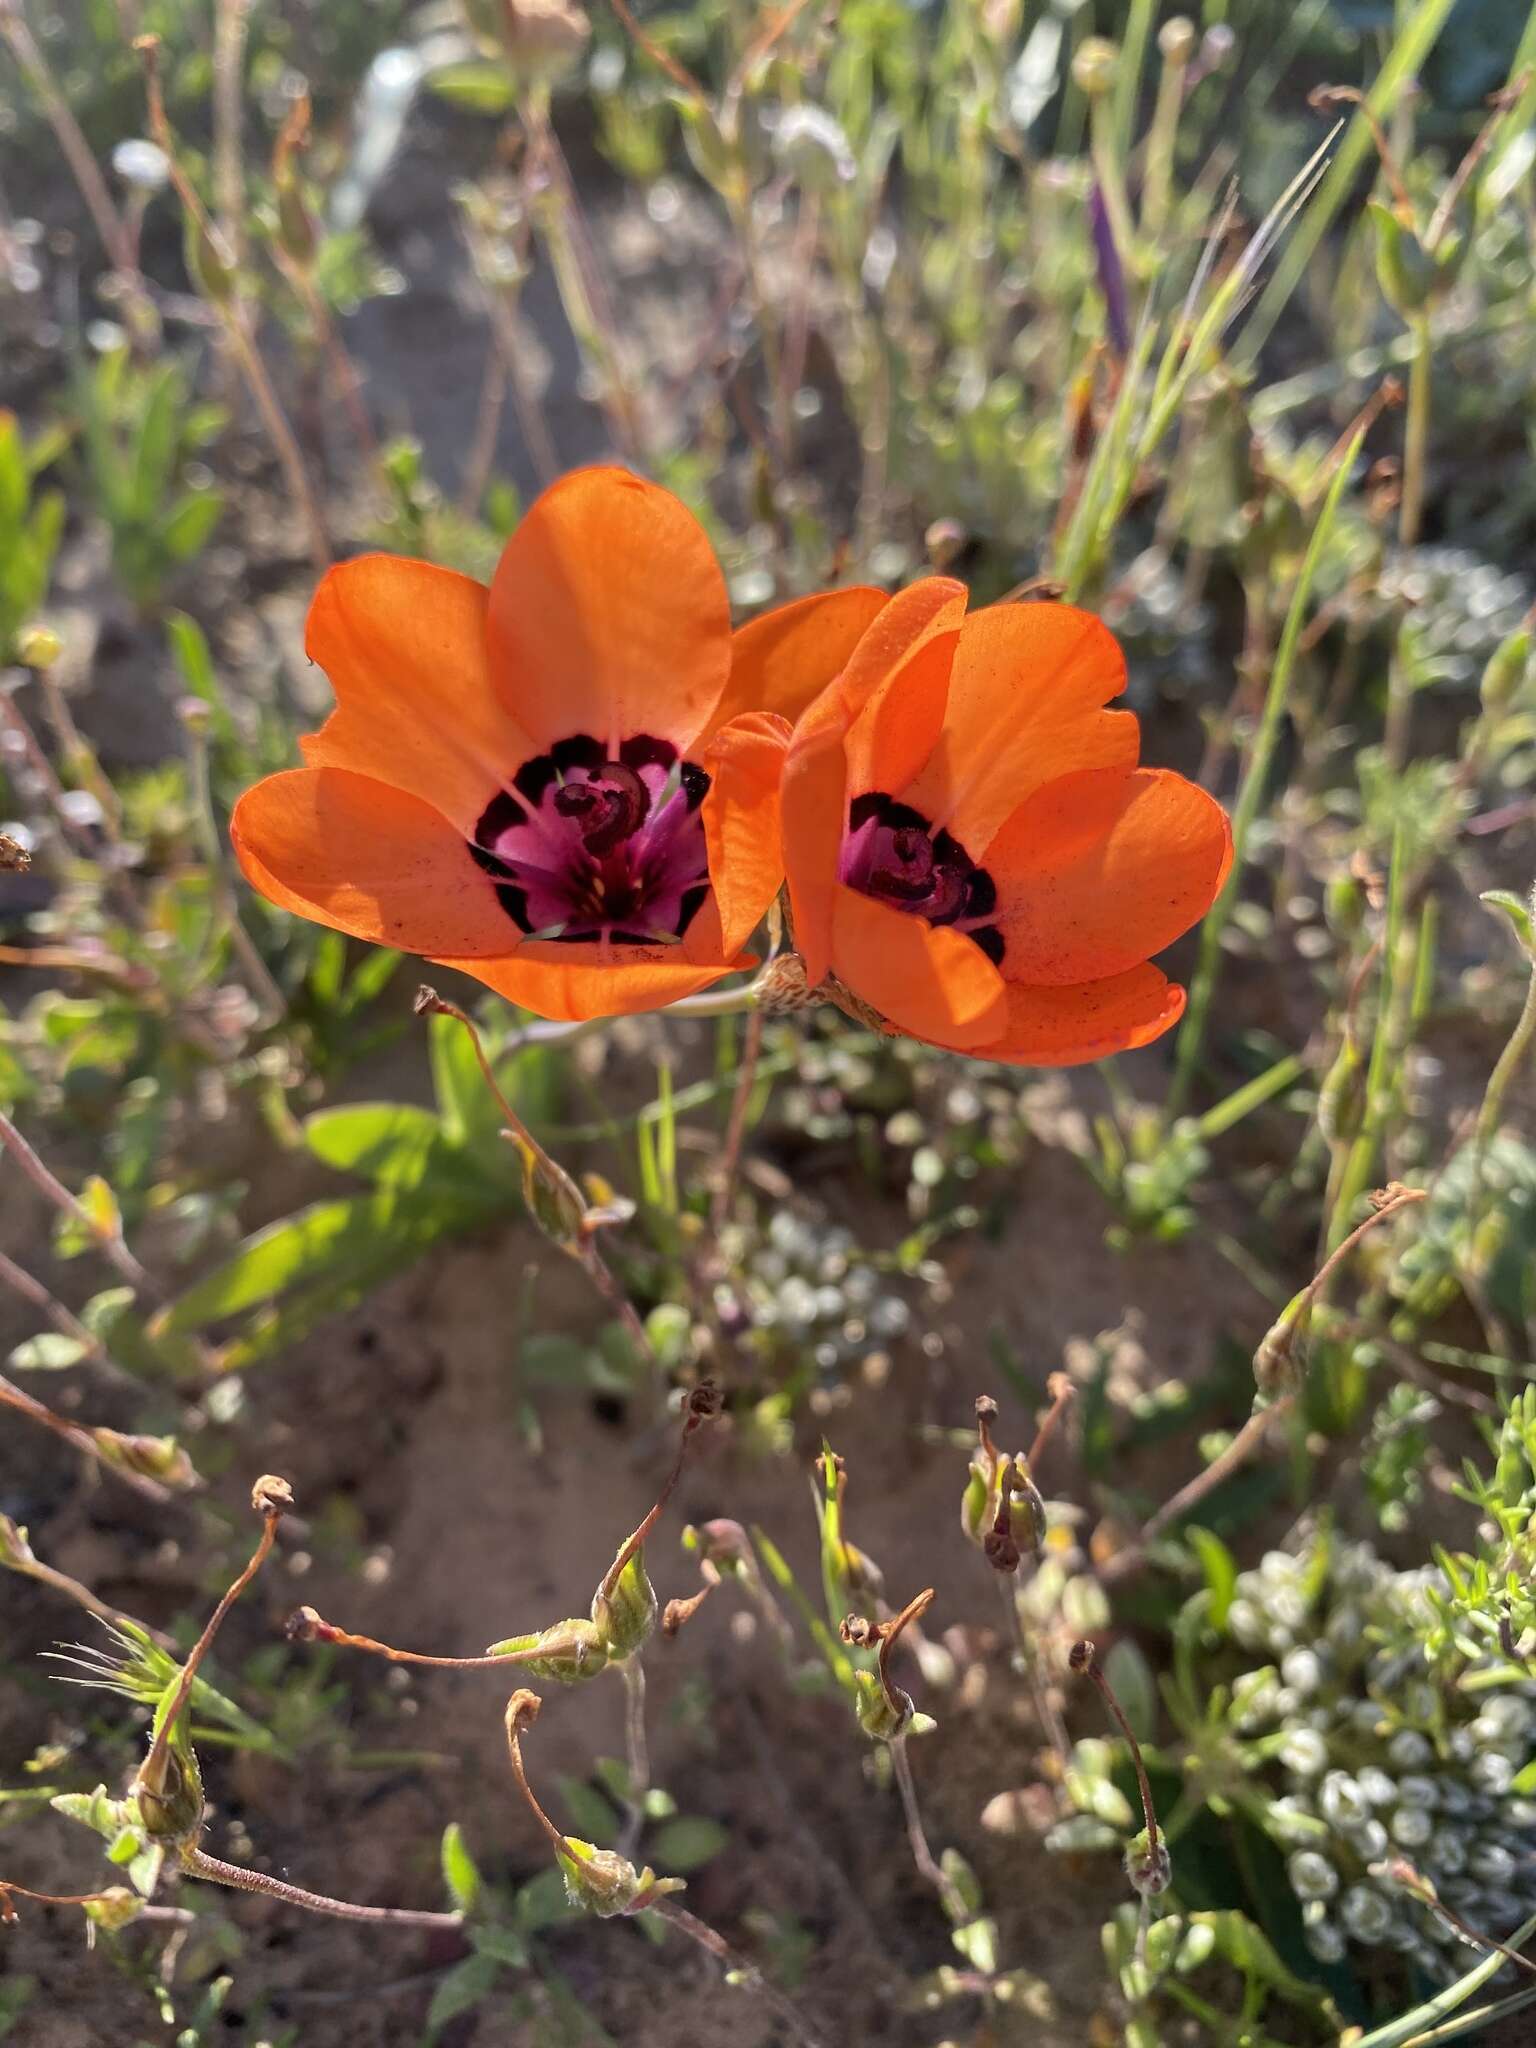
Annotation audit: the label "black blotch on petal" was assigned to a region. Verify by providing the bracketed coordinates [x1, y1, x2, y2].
[680, 762, 711, 811]
[620, 734, 677, 773]
[494, 884, 532, 932]
[474, 788, 526, 849]
[848, 790, 887, 831]
[609, 929, 658, 945]
[551, 733, 606, 775]
[963, 868, 998, 919]
[676, 883, 709, 937]
[879, 798, 930, 834]
[513, 754, 559, 805]
[970, 925, 1006, 966]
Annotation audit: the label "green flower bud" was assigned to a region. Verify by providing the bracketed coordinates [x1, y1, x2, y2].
[133, 1737, 203, 1847]
[852, 1667, 913, 1742]
[1316, 1040, 1364, 1149]
[83, 1887, 146, 1931]
[1253, 1291, 1309, 1399]
[591, 1547, 657, 1662]
[1125, 1828, 1172, 1897]
[1369, 202, 1463, 318]
[961, 1456, 993, 1547]
[185, 217, 237, 308]
[276, 180, 319, 269]
[15, 624, 63, 669]
[92, 1429, 198, 1492]
[0, 1514, 36, 1570]
[488, 1617, 610, 1685]
[1071, 36, 1119, 98]
[557, 1836, 684, 1917]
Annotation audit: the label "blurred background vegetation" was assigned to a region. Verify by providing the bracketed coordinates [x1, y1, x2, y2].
[8, 1, 1536, 2043]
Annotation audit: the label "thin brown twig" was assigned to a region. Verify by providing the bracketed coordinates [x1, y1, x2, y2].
[710, 1004, 765, 1234]
[0, 1375, 170, 1504]
[180, 1846, 463, 1929]
[0, 1109, 151, 1292]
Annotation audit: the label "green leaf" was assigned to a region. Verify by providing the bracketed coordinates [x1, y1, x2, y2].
[303, 1102, 450, 1188]
[426, 59, 518, 113]
[1186, 1526, 1238, 1628]
[159, 488, 223, 563]
[158, 1188, 475, 1332]
[648, 1817, 728, 1872]
[8, 1332, 89, 1371]
[426, 1951, 500, 2032]
[1353, 1908, 1536, 2048]
[557, 1777, 621, 1849]
[1480, 889, 1535, 955]
[440, 1821, 482, 1915]
[53, 1175, 121, 1262]
[1101, 1639, 1158, 1742]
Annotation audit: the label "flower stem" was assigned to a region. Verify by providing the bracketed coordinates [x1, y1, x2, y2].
[1399, 309, 1433, 549]
[180, 1845, 461, 1929]
[616, 1655, 649, 1860]
[887, 1734, 969, 1926]
[654, 1899, 824, 2048]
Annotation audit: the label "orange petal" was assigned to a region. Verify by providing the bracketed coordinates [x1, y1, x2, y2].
[782, 579, 967, 987]
[965, 965, 1186, 1068]
[231, 768, 519, 957]
[301, 554, 535, 836]
[709, 585, 889, 735]
[829, 886, 1007, 1051]
[986, 767, 1232, 987]
[486, 466, 731, 757]
[700, 712, 790, 956]
[437, 946, 754, 1023]
[902, 602, 1138, 853]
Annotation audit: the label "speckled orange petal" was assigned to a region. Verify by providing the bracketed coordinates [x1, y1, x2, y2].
[300, 554, 535, 836]
[436, 946, 754, 1023]
[782, 579, 967, 987]
[830, 886, 1007, 1051]
[986, 767, 1232, 987]
[967, 965, 1185, 1067]
[708, 585, 889, 736]
[902, 602, 1138, 853]
[699, 712, 791, 957]
[231, 768, 519, 957]
[486, 466, 731, 756]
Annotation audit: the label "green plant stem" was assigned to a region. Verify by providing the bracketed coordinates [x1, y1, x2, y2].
[1169, 426, 1366, 1112]
[1474, 946, 1536, 1170]
[1329, 822, 1409, 1247]
[1111, 0, 1157, 158]
[995, 1574, 1070, 1770]
[1400, 310, 1432, 549]
[615, 1654, 649, 1860]
[1140, 36, 1189, 241]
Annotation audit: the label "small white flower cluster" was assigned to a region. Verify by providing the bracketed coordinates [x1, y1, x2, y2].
[1226, 1541, 1536, 1981]
[718, 1208, 910, 1375]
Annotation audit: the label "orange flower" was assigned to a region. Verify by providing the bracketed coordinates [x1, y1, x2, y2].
[778, 580, 1233, 1066]
[231, 467, 852, 1023]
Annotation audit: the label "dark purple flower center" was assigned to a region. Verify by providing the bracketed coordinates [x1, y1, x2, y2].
[469, 732, 711, 946]
[842, 793, 1004, 965]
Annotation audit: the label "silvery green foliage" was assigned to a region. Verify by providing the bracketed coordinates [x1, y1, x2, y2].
[1225, 1537, 1536, 1980]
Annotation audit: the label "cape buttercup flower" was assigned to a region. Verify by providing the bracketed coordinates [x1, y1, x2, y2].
[778, 579, 1233, 1066]
[232, 467, 871, 1023]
